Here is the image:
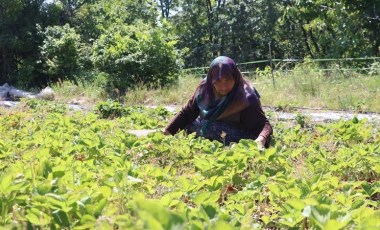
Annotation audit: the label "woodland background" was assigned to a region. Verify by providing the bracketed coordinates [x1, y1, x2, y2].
[0, 0, 379, 90]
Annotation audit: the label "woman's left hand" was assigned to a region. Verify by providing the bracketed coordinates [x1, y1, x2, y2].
[255, 135, 266, 151]
[162, 129, 171, 135]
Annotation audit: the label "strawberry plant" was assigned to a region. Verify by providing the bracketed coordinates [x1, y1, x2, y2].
[0, 104, 379, 229]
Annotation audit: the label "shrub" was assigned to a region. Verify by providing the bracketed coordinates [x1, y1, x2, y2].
[91, 21, 181, 90]
[96, 100, 126, 119]
[39, 24, 82, 82]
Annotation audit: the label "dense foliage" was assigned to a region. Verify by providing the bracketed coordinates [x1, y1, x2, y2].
[0, 102, 379, 229]
[0, 0, 379, 88]
[39, 24, 82, 83]
[91, 21, 180, 89]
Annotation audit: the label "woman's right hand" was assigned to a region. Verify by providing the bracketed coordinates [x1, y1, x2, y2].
[255, 135, 266, 151]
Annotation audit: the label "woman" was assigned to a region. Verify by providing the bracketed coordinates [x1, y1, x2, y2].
[164, 56, 272, 149]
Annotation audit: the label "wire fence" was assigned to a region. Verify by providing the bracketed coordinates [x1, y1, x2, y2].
[181, 57, 380, 87]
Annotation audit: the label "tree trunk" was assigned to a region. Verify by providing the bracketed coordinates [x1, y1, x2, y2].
[372, 30, 379, 56]
[1, 48, 6, 84]
[0, 4, 5, 83]
[205, 0, 216, 56]
[158, 0, 171, 18]
[309, 30, 322, 56]
[370, 1, 379, 55]
[300, 21, 314, 58]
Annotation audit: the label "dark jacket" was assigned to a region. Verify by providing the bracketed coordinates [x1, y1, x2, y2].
[165, 93, 273, 145]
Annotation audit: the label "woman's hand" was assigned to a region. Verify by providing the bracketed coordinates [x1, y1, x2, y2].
[255, 135, 266, 151]
[162, 129, 171, 135]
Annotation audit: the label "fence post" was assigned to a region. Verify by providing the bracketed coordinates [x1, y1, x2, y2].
[268, 42, 276, 88]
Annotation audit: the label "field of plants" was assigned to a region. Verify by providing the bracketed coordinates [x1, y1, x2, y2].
[0, 100, 379, 229]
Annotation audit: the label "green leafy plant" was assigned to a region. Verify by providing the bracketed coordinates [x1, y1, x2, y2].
[0, 104, 379, 229]
[91, 21, 180, 90]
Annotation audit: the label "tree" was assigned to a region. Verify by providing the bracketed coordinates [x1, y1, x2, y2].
[220, 0, 282, 62]
[0, 0, 47, 86]
[0, 0, 26, 84]
[39, 24, 82, 83]
[172, 0, 283, 67]
[43, 0, 95, 25]
[156, 0, 179, 19]
[275, 0, 377, 59]
[342, 0, 380, 56]
[91, 21, 180, 90]
[171, 0, 211, 67]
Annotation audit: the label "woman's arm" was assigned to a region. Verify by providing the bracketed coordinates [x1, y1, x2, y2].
[164, 94, 200, 135]
[240, 99, 273, 147]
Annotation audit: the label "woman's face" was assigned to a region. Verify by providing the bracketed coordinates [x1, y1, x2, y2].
[213, 75, 235, 97]
[209, 57, 237, 97]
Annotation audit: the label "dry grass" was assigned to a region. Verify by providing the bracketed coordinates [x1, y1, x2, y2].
[250, 68, 380, 113]
[50, 80, 107, 107]
[47, 68, 380, 113]
[123, 76, 200, 106]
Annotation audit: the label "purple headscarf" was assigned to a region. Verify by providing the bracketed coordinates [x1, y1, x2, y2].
[195, 56, 260, 123]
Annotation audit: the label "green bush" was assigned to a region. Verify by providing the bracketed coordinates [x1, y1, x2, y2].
[39, 24, 82, 82]
[91, 21, 181, 90]
[96, 100, 126, 119]
[21, 99, 67, 114]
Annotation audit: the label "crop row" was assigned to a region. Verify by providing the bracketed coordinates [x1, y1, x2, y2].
[0, 101, 379, 229]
